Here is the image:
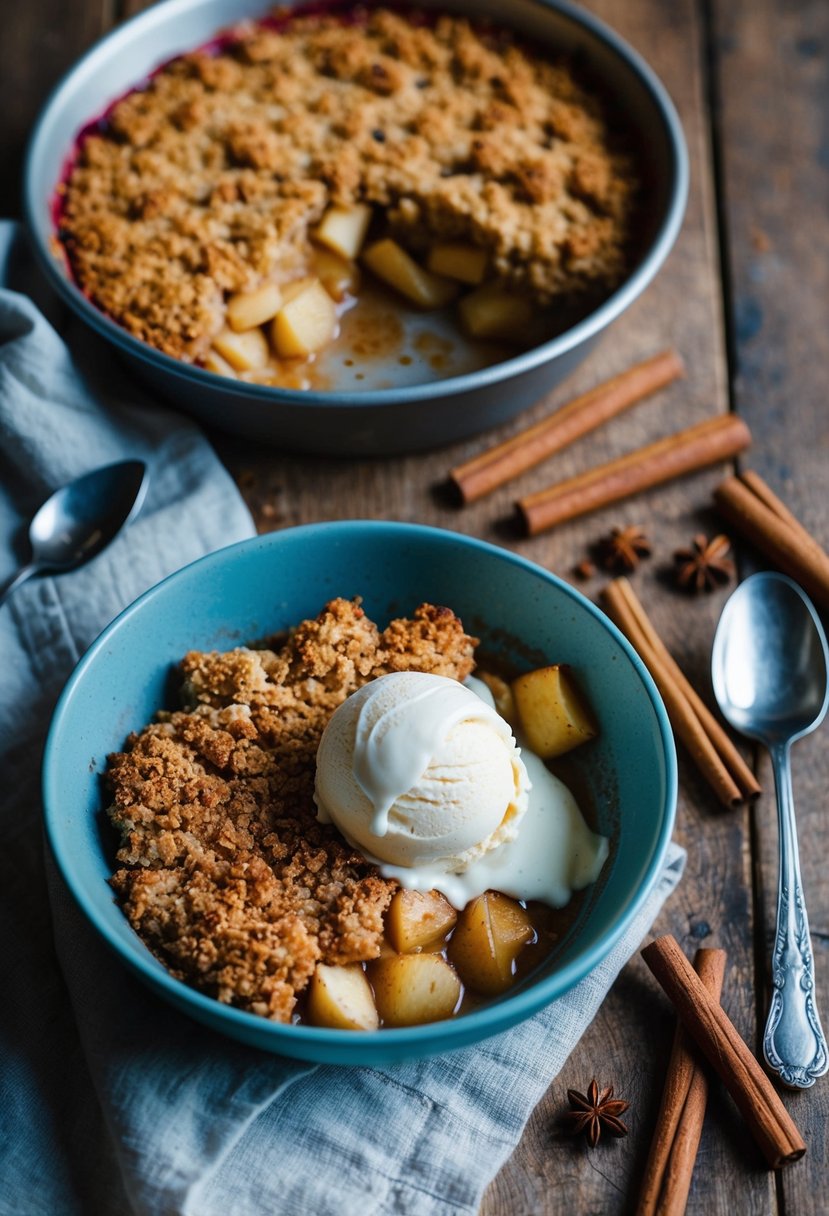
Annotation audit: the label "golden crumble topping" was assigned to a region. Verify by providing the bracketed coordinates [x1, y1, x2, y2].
[61, 7, 637, 361]
[107, 598, 477, 1022]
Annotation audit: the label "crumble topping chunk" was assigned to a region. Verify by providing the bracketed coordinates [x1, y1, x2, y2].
[107, 598, 476, 1022]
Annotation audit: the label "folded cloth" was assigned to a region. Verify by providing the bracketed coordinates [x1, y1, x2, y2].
[0, 221, 686, 1216]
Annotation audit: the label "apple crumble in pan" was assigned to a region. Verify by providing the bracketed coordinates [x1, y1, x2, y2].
[59, 7, 638, 377]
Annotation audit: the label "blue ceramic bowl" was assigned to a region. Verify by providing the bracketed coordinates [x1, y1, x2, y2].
[43, 523, 676, 1065]
[24, 0, 687, 455]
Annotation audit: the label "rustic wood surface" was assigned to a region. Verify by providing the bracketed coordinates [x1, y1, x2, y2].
[5, 0, 828, 1211]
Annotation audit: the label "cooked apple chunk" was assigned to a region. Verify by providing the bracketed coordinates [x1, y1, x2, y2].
[312, 248, 361, 302]
[375, 935, 399, 961]
[362, 238, 459, 309]
[448, 892, 534, 996]
[511, 664, 598, 758]
[458, 280, 533, 342]
[370, 954, 461, 1026]
[313, 203, 372, 260]
[226, 282, 283, 332]
[203, 347, 238, 378]
[427, 242, 488, 285]
[271, 279, 337, 358]
[386, 889, 458, 954]
[307, 963, 379, 1031]
[280, 276, 317, 303]
[478, 671, 517, 726]
[211, 325, 270, 372]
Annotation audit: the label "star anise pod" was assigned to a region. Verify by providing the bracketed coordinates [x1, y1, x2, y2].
[597, 525, 652, 573]
[564, 1079, 629, 1148]
[572, 557, 596, 581]
[673, 533, 735, 593]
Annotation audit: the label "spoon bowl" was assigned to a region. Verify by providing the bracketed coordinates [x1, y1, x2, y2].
[712, 571, 829, 1088]
[712, 573, 829, 746]
[0, 460, 148, 606]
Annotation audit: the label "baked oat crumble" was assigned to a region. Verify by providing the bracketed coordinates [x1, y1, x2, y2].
[107, 598, 476, 1022]
[60, 6, 638, 366]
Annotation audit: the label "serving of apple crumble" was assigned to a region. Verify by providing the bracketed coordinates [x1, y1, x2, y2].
[59, 5, 639, 382]
[107, 598, 476, 1022]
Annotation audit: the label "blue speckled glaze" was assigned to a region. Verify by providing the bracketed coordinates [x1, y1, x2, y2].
[43, 523, 677, 1065]
[24, 0, 688, 454]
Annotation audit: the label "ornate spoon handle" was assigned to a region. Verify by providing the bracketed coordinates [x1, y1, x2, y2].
[764, 743, 828, 1088]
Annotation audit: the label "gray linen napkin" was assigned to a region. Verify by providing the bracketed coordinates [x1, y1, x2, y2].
[0, 222, 685, 1216]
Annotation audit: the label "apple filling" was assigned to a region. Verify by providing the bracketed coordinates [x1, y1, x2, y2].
[306, 887, 548, 1030]
[200, 205, 539, 382]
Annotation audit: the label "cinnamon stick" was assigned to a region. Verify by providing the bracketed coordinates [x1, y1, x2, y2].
[714, 471, 829, 613]
[609, 578, 759, 801]
[637, 948, 727, 1216]
[738, 470, 815, 538]
[602, 579, 759, 807]
[642, 936, 806, 1169]
[449, 350, 684, 503]
[517, 414, 752, 536]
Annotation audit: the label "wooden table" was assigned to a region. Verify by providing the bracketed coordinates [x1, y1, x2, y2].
[6, 1, 828, 1211]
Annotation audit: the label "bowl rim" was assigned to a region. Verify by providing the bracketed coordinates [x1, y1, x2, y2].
[23, 0, 689, 409]
[42, 520, 678, 1052]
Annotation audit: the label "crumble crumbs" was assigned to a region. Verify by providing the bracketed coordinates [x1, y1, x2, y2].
[61, 7, 637, 360]
[107, 598, 476, 1022]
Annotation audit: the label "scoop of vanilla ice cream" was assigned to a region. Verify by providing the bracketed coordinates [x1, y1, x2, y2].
[314, 671, 530, 871]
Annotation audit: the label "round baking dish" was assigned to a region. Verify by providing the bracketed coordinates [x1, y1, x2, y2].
[25, 0, 688, 455]
[43, 522, 677, 1065]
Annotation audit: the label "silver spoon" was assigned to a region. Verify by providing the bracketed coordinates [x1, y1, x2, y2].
[712, 571, 829, 1088]
[0, 459, 148, 607]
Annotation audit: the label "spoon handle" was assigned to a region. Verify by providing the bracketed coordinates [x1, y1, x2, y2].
[0, 562, 42, 608]
[764, 743, 828, 1088]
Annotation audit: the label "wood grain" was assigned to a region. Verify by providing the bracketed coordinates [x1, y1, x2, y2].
[480, 1, 768, 1210]
[710, 0, 829, 1209]
[6, 0, 824, 1210]
[1, 0, 116, 215]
